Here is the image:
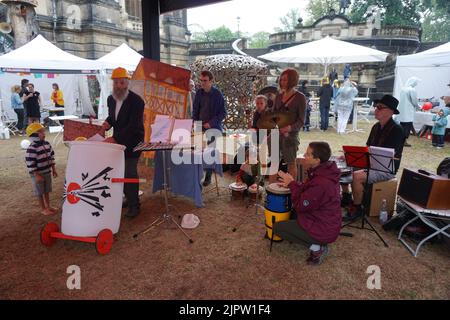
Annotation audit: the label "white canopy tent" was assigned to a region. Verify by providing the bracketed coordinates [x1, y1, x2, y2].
[258, 36, 389, 75]
[393, 42, 450, 105]
[95, 43, 143, 120]
[0, 35, 99, 118]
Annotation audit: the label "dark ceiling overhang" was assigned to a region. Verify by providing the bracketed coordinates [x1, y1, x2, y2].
[158, 0, 229, 14]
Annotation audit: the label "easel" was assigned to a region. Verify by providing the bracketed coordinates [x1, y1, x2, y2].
[341, 146, 395, 247]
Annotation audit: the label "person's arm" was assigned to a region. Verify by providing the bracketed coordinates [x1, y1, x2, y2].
[25, 146, 40, 180]
[409, 90, 419, 109]
[317, 87, 323, 97]
[288, 93, 306, 133]
[207, 90, 226, 129]
[14, 94, 23, 106]
[192, 91, 200, 121]
[435, 117, 447, 127]
[289, 181, 324, 215]
[113, 96, 145, 147]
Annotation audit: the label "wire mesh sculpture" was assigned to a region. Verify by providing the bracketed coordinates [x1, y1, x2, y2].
[191, 54, 268, 130]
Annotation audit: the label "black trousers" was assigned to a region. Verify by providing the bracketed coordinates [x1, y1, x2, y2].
[400, 122, 414, 139]
[124, 157, 140, 209]
[273, 219, 322, 247]
[432, 134, 444, 147]
[13, 109, 25, 131]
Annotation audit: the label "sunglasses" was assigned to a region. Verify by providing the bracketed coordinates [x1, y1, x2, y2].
[374, 104, 389, 110]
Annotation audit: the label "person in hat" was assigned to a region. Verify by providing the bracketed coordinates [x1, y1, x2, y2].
[101, 67, 145, 218]
[342, 94, 406, 221]
[25, 123, 58, 216]
[397, 77, 420, 147]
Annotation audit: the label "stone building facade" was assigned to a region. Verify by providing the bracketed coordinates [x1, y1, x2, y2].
[0, 0, 190, 66]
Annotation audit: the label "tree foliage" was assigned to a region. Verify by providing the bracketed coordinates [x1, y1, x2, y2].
[305, 0, 340, 25]
[248, 31, 270, 48]
[191, 25, 237, 42]
[275, 8, 302, 32]
[420, 0, 450, 41]
[348, 0, 422, 27]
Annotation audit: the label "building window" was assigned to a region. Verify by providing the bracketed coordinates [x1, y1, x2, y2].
[126, 0, 142, 21]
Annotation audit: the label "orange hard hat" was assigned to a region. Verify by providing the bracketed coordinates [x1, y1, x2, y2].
[111, 67, 131, 80]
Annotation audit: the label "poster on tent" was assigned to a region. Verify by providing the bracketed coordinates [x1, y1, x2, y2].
[129, 58, 191, 159]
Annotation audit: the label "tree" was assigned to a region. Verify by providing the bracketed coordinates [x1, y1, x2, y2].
[305, 0, 340, 25]
[348, 0, 421, 27]
[420, 0, 450, 41]
[249, 31, 270, 48]
[275, 8, 302, 32]
[191, 25, 237, 42]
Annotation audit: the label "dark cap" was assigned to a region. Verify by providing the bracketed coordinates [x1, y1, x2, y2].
[373, 94, 400, 114]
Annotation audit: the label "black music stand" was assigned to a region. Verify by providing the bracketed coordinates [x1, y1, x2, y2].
[133, 148, 194, 243]
[341, 146, 395, 248]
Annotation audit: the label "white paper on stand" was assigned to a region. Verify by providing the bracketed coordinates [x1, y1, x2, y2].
[88, 133, 105, 142]
[150, 115, 171, 143]
[171, 119, 193, 144]
[369, 146, 395, 174]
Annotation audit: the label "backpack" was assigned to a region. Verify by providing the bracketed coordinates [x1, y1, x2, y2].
[437, 157, 450, 178]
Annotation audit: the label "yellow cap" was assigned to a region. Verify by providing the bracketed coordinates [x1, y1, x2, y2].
[111, 67, 131, 80]
[26, 123, 45, 137]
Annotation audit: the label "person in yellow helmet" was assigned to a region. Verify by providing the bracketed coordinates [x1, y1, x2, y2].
[101, 67, 145, 218]
[25, 123, 58, 216]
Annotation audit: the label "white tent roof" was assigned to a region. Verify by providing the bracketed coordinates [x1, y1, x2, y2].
[393, 42, 450, 101]
[258, 36, 389, 65]
[96, 43, 143, 71]
[0, 35, 99, 72]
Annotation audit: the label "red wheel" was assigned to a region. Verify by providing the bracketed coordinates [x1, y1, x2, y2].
[96, 229, 113, 255]
[41, 222, 59, 246]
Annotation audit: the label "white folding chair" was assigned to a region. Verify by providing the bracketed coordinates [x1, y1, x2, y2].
[1, 107, 20, 136]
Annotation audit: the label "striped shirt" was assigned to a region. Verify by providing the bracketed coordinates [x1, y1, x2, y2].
[25, 137, 55, 174]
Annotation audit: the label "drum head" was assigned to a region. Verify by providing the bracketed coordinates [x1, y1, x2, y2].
[229, 182, 247, 191]
[248, 185, 264, 194]
[266, 183, 290, 194]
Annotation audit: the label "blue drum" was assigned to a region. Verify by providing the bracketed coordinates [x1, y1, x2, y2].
[265, 183, 292, 213]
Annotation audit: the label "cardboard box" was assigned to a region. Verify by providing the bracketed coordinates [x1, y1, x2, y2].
[368, 178, 398, 217]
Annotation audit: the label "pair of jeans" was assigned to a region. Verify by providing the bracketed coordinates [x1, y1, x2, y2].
[124, 157, 140, 209]
[319, 105, 330, 130]
[432, 134, 444, 147]
[13, 109, 25, 131]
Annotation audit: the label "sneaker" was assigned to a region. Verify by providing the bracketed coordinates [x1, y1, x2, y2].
[436, 146, 443, 149]
[202, 178, 211, 187]
[343, 204, 363, 222]
[404, 142, 412, 147]
[306, 245, 329, 265]
[341, 192, 352, 207]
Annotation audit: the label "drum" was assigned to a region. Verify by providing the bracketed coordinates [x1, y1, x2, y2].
[248, 185, 263, 200]
[61, 141, 126, 237]
[264, 208, 291, 241]
[265, 183, 291, 213]
[229, 182, 247, 200]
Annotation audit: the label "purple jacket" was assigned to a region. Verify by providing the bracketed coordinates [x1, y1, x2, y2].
[288, 161, 342, 244]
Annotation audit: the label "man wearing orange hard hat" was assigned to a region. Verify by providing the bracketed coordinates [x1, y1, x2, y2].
[101, 67, 145, 218]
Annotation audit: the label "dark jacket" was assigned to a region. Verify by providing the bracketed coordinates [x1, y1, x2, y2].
[317, 84, 333, 107]
[366, 118, 405, 173]
[105, 90, 145, 158]
[288, 161, 342, 244]
[192, 86, 227, 132]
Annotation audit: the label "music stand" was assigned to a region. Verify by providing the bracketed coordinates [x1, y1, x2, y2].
[133, 148, 194, 243]
[341, 145, 395, 247]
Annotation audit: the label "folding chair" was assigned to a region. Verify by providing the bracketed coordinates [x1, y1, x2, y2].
[1, 105, 20, 136]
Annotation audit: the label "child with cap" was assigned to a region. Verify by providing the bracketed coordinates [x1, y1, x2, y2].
[25, 123, 58, 215]
[431, 108, 449, 149]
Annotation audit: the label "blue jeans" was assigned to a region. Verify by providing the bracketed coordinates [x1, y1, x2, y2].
[319, 105, 330, 130]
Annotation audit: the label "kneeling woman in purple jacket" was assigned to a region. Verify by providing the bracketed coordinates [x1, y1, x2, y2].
[274, 141, 341, 265]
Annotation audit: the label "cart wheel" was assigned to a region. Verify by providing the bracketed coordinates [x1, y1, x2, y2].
[96, 229, 113, 255]
[41, 222, 59, 246]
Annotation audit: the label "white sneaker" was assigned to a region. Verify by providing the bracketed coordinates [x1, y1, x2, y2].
[436, 147, 442, 149]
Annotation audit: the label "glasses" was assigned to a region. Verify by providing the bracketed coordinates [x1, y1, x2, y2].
[374, 104, 389, 110]
[199, 79, 210, 83]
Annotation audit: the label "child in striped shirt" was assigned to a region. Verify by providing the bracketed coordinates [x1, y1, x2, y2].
[25, 123, 58, 215]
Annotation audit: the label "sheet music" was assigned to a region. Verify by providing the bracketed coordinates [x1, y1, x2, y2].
[171, 119, 193, 144]
[369, 146, 394, 173]
[150, 115, 171, 143]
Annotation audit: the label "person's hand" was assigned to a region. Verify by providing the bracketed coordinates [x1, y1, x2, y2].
[102, 121, 111, 131]
[35, 173, 44, 183]
[52, 170, 58, 178]
[104, 137, 116, 144]
[203, 123, 211, 129]
[277, 170, 294, 188]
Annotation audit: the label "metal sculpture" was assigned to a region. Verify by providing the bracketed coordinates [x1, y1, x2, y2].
[190, 54, 268, 130]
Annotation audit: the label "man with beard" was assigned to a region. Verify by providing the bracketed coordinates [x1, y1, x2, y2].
[101, 67, 145, 218]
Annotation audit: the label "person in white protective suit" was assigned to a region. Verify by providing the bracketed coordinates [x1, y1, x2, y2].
[335, 79, 358, 134]
[396, 77, 420, 147]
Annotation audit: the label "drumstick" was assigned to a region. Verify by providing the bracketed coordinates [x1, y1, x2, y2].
[111, 178, 147, 184]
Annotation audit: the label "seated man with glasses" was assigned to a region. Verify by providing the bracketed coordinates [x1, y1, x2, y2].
[342, 95, 406, 221]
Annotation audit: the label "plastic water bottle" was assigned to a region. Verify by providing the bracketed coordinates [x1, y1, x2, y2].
[379, 199, 388, 225]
